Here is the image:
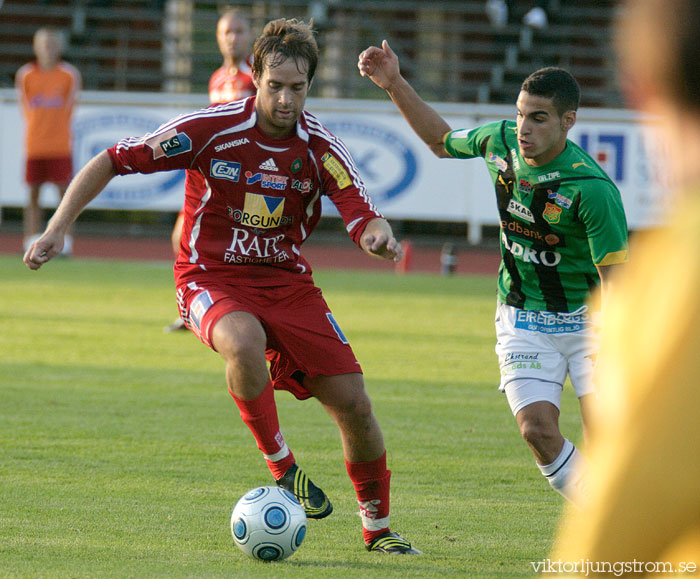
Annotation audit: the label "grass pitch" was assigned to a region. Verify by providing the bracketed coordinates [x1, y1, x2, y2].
[0, 254, 582, 577]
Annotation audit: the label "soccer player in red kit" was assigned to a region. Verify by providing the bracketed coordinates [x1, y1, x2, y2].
[24, 18, 419, 555]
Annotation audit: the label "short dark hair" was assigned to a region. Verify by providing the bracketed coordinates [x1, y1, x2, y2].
[252, 18, 318, 83]
[520, 67, 580, 116]
[218, 6, 249, 25]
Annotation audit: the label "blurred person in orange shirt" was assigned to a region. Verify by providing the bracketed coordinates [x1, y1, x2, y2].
[16, 27, 81, 255]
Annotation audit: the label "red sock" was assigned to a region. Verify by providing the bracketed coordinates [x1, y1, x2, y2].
[345, 451, 391, 544]
[231, 381, 295, 479]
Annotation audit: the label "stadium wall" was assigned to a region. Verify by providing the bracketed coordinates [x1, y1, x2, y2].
[0, 89, 669, 242]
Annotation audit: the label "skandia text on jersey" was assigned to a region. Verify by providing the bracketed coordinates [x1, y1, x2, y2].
[501, 231, 562, 266]
[214, 137, 250, 153]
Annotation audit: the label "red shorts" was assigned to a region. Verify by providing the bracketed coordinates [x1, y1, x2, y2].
[176, 277, 362, 400]
[26, 157, 73, 186]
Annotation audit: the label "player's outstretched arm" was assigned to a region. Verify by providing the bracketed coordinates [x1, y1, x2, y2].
[359, 218, 403, 263]
[358, 39, 452, 158]
[24, 150, 116, 270]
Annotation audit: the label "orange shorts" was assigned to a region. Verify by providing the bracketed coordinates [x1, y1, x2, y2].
[26, 157, 73, 186]
[176, 277, 362, 400]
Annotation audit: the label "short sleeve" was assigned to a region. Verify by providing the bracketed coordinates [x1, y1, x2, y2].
[444, 121, 503, 159]
[578, 180, 629, 266]
[107, 117, 198, 176]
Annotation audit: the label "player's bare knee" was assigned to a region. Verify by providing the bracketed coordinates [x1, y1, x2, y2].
[326, 390, 375, 432]
[345, 395, 374, 422]
[229, 336, 257, 359]
[213, 319, 265, 363]
[519, 418, 559, 449]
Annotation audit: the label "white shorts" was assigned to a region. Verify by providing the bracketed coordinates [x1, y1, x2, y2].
[494, 302, 598, 415]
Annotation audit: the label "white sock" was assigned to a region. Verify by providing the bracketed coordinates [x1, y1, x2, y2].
[537, 439, 587, 506]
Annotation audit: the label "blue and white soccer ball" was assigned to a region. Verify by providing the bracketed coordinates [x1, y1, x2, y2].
[230, 485, 307, 561]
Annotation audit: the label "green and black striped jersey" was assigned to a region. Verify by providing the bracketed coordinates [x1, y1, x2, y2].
[445, 120, 628, 313]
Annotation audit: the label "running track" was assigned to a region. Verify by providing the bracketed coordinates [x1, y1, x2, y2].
[0, 231, 500, 276]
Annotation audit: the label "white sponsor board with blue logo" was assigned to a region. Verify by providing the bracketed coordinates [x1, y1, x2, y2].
[0, 90, 672, 239]
[71, 107, 189, 209]
[319, 114, 473, 221]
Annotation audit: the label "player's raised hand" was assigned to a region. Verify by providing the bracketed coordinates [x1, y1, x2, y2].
[23, 231, 63, 270]
[358, 40, 401, 90]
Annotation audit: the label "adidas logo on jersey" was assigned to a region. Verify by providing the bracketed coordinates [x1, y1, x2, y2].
[259, 158, 278, 171]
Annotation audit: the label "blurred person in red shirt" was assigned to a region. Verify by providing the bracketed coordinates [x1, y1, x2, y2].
[166, 8, 257, 332]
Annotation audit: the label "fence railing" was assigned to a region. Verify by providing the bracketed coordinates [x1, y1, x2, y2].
[0, 0, 621, 106]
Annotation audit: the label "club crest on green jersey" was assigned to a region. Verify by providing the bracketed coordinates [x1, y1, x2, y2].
[542, 202, 562, 224]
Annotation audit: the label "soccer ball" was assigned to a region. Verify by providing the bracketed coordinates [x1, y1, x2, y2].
[230, 485, 307, 561]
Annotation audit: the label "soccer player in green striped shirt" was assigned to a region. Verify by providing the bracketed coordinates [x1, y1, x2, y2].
[359, 43, 628, 505]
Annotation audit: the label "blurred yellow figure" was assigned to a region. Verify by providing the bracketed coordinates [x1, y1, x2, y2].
[552, 0, 700, 573]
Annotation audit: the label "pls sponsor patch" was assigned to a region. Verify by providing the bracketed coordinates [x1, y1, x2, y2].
[146, 128, 192, 160]
[321, 152, 351, 189]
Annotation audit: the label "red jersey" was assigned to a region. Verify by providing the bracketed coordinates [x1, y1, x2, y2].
[208, 58, 255, 104]
[107, 97, 383, 287]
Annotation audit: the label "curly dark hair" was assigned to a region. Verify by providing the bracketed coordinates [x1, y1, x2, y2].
[252, 18, 318, 83]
